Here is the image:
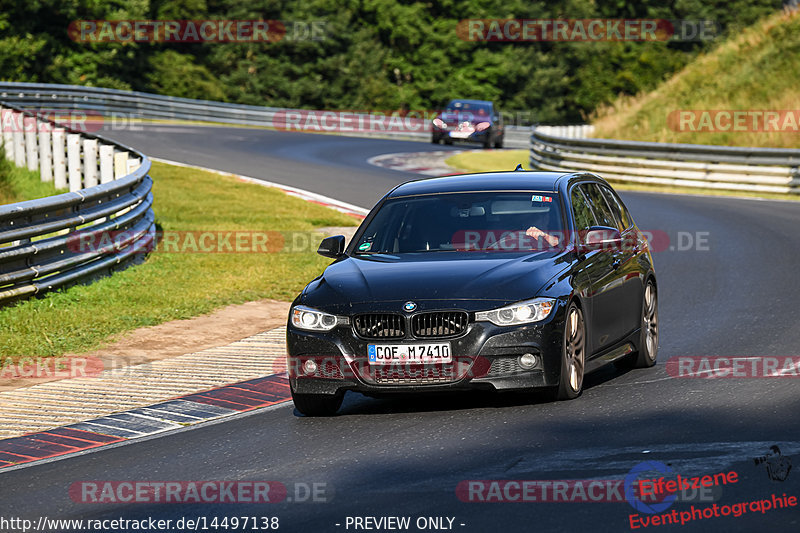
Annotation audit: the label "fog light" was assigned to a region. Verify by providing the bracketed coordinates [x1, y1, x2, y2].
[303, 360, 318, 375]
[518, 353, 537, 369]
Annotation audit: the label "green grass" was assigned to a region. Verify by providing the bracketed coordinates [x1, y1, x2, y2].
[0, 155, 66, 204]
[445, 150, 800, 202]
[445, 150, 532, 173]
[0, 161, 359, 358]
[592, 12, 800, 148]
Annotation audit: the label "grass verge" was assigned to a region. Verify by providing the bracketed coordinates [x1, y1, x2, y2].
[0, 161, 359, 358]
[445, 150, 532, 173]
[591, 13, 800, 148]
[0, 155, 66, 204]
[445, 150, 800, 202]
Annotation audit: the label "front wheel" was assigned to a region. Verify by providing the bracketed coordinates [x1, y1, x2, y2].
[555, 303, 585, 400]
[291, 387, 344, 416]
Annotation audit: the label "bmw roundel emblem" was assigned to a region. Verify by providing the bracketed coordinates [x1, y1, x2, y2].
[403, 301, 417, 312]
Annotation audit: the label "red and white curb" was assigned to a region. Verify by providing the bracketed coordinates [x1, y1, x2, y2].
[0, 374, 291, 470]
[151, 158, 368, 219]
[367, 150, 472, 176]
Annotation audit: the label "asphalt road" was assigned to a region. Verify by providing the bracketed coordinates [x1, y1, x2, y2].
[2, 125, 800, 533]
[110, 124, 462, 208]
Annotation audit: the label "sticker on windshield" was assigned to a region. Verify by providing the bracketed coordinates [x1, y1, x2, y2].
[532, 195, 553, 203]
[358, 242, 372, 251]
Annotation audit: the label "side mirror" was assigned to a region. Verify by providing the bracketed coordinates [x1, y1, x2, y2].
[317, 235, 346, 258]
[583, 226, 622, 251]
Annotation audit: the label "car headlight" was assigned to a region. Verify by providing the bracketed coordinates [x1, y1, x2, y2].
[475, 298, 556, 326]
[433, 118, 446, 129]
[475, 121, 491, 132]
[291, 305, 349, 331]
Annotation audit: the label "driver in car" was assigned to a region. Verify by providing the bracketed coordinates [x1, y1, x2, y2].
[525, 209, 561, 248]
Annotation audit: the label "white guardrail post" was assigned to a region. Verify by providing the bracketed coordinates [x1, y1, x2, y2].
[12, 111, 25, 167]
[1, 108, 14, 162]
[39, 121, 53, 183]
[23, 116, 38, 171]
[66, 133, 82, 192]
[99, 144, 114, 183]
[114, 150, 129, 179]
[52, 127, 67, 189]
[83, 138, 98, 187]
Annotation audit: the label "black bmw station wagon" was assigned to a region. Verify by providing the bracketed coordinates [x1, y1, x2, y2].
[286, 171, 658, 415]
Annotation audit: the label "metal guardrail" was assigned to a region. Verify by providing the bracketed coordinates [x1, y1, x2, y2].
[530, 127, 800, 194]
[0, 82, 534, 148]
[0, 101, 155, 305]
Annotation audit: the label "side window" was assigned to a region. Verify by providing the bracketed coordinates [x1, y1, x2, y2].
[581, 183, 617, 229]
[600, 185, 632, 230]
[570, 186, 597, 233]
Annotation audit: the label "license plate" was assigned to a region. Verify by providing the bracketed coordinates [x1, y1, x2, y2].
[367, 343, 451, 365]
[449, 131, 471, 139]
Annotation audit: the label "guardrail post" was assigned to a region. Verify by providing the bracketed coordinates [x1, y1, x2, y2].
[66, 133, 82, 191]
[24, 116, 39, 171]
[83, 138, 98, 187]
[12, 111, 25, 167]
[52, 128, 67, 189]
[114, 150, 128, 179]
[127, 157, 141, 174]
[99, 144, 114, 183]
[39, 121, 53, 183]
[1, 108, 14, 161]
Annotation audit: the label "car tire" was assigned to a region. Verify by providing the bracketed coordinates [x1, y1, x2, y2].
[615, 279, 658, 370]
[482, 130, 493, 149]
[291, 388, 344, 416]
[635, 280, 659, 367]
[431, 135, 440, 144]
[444, 138, 453, 145]
[555, 302, 585, 400]
[494, 135, 504, 149]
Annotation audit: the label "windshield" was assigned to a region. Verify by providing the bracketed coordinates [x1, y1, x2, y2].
[444, 101, 492, 115]
[354, 192, 564, 254]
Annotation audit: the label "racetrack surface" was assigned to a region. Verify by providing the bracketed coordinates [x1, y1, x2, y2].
[2, 125, 799, 532]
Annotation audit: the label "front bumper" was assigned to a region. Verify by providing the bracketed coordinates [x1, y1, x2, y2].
[433, 127, 491, 143]
[286, 303, 566, 396]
